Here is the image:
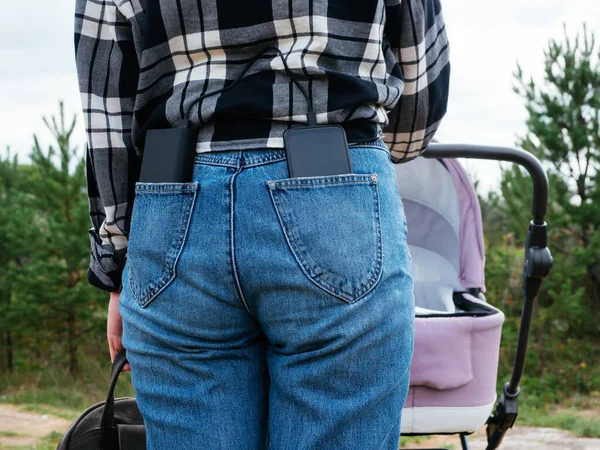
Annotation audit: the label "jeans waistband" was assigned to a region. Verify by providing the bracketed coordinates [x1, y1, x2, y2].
[193, 138, 390, 169]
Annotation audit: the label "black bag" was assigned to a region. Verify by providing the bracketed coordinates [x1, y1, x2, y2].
[57, 348, 146, 449]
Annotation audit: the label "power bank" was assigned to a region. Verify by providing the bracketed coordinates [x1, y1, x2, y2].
[139, 124, 199, 183]
[283, 125, 352, 178]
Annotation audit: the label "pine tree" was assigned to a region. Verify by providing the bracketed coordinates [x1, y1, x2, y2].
[513, 22, 600, 314]
[9, 102, 106, 374]
[480, 23, 600, 398]
[0, 148, 39, 372]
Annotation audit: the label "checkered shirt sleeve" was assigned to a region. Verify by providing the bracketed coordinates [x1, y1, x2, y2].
[75, 0, 140, 293]
[382, 0, 451, 162]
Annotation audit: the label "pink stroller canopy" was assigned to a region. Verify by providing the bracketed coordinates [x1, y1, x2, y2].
[393, 157, 486, 313]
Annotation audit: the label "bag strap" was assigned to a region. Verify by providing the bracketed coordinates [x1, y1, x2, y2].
[100, 348, 129, 429]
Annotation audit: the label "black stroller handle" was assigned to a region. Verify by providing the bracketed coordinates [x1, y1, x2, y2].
[422, 143, 553, 450]
[422, 143, 548, 223]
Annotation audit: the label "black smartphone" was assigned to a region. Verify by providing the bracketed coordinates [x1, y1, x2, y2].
[139, 125, 198, 183]
[283, 125, 352, 178]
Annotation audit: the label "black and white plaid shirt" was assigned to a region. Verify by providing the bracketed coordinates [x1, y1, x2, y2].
[75, 0, 450, 293]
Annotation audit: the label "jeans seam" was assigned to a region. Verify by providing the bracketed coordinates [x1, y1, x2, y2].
[193, 160, 239, 169]
[242, 153, 287, 168]
[194, 152, 288, 169]
[348, 139, 389, 151]
[267, 173, 375, 188]
[230, 167, 258, 319]
[135, 181, 199, 192]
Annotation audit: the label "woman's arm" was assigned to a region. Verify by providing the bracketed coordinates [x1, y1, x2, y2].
[74, 0, 140, 293]
[382, 0, 451, 162]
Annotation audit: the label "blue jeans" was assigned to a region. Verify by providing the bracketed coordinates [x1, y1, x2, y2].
[119, 139, 415, 449]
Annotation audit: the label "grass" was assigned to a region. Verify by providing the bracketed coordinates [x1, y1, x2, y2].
[0, 355, 134, 450]
[519, 403, 600, 438]
[0, 431, 63, 450]
[1, 356, 599, 448]
[400, 436, 457, 448]
[0, 355, 134, 413]
[507, 392, 600, 438]
[0, 401, 597, 449]
[15, 404, 79, 422]
[0, 432, 27, 438]
[399, 436, 428, 446]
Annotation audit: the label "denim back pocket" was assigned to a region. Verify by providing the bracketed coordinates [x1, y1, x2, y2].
[127, 181, 199, 307]
[266, 173, 383, 304]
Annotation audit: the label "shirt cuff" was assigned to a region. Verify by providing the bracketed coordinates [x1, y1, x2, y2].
[87, 229, 127, 293]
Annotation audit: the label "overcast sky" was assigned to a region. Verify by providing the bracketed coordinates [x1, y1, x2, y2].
[1, 0, 599, 192]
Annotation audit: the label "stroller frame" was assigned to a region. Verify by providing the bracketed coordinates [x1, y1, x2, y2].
[405, 144, 553, 450]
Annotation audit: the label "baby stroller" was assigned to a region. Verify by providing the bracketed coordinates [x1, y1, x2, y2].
[393, 144, 553, 449]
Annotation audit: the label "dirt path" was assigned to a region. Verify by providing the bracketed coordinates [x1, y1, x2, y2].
[1, 403, 599, 449]
[404, 425, 600, 449]
[0, 404, 71, 447]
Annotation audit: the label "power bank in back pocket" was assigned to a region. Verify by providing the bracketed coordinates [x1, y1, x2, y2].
[139, 125, 199, 183]
[283, 125, 352, 178]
